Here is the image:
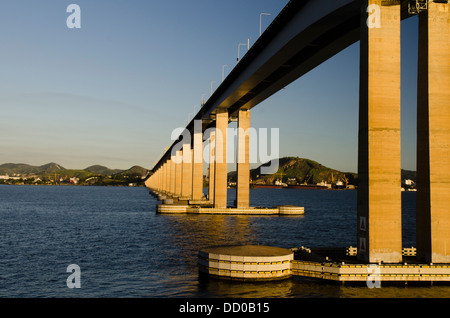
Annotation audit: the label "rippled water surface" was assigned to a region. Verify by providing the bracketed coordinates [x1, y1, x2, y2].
[0, 185, 449, 298]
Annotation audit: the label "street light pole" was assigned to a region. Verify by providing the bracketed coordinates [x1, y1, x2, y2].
[210, 81, 215, 96]
[222, 65, 228, 82]
[201, 94, 206, 106]
[237, 39, 250, 62]
[260, 13, 271, 36]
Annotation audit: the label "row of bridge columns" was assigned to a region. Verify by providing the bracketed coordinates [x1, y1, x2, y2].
[357, 0, 449, 264]
[147, 1, 449, 264]
[145, 108, 251, 209]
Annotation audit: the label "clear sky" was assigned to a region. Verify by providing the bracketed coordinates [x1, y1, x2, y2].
[0, 1, 419, 173]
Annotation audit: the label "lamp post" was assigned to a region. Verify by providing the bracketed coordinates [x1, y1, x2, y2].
[201, 94, 206, 106]
[222, 65, 228, 82]
[210, 81, 215, 96]
[260, 13, 271, 36]
[237, 39, 250, 61]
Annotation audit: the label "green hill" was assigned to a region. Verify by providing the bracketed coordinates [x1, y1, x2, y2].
[228, 157, 357, 186]
[38, 162, 66, 173]
[85, 165, 123, 176]
[0, 162, 65, 175]
[0, 163, 39, 175]
[0, 162, 148, 186]
[229, 157, 416, 187]
[114, 165, 148, 178]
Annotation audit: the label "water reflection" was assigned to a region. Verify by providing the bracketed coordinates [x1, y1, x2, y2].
[155, 188, 450, 298]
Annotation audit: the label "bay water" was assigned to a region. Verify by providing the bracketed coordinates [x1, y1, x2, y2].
[0, 185, 448, 298]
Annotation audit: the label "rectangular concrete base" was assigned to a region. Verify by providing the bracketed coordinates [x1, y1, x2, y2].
[291, 247, 450, 283]
[156, 204, 304, 215]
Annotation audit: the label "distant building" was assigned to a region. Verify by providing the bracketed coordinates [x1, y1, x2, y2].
[69, 177, 79, 184]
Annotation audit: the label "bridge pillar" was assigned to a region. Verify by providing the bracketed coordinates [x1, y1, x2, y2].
[208, 131, 216, 202]
[214, 108, 228, 208]
[144, 173, 152, 189]
[175, 149, 182, 197]
[236, 109, 251, 208]
[192, 121, 204, 201]
[416, 2, 450, 263]
[161, 162, 167, 192]
[159, 165, 163, 192]
[166, 159, 172, 195]
[181, 143, 193, 199]
[153, 169, 158, 191]
[170, 155, 176, 195]
[155, 167, 160, 191]
[357, 0, 402, 263]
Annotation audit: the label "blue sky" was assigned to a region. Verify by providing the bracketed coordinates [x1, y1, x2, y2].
[0, 1, 418, 173]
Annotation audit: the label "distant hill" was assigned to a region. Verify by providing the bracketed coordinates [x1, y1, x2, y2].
[85, 165, 122, 176]
[0, 162, 148, 179]
[114, 165, 149, 178]
[38, 162, 66, 173]
[401, 169, 416, 182]
[228, 157, 416, 186]
[0, 162, 65, 175]
[228, 157, 357, 186]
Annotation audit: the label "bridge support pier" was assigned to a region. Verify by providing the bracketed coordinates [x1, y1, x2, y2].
[416, 2, 450, 264]
[192, 121, 204, 201]
[170, 157, 176, 195]
[181, 143, 193, 200]
[214, 108, 228, 208]
[357, 0, 402, 263]
[236, 109, 251, 208]
[175, 150, 182, 197]
[208, 131, 216, 203]
[162, 161, 167, 194]
[166, 160, 172, 195]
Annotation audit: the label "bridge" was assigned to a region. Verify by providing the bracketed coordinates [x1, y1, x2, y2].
[145, 0, 450, 268]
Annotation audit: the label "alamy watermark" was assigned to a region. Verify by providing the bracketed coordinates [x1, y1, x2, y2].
[66, 264, 81, 288]
[366, 264, 381, 288]
[367, 4, 381, 29]
[170, 120, 279, 174]
[66, 4, 81, 29]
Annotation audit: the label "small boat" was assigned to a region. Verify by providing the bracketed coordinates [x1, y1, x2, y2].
[252, 184, 283, 189]
[286, 184, 329, 190]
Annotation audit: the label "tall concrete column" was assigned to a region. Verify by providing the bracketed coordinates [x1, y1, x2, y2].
[357, 0, 402, 263]
[175, 150, 182, 197]
[236, 109, 251, 208]
[214, 108, 228, 208]
[144, 175, 151, 189]
[208, 131, 216, 203]
[156, 168, 161, 191]
[192, 121, 204, 201]
[162, 163, 167, 193]
[416, 2, 450, 263]
[165, 159, 171, 194]
[181, 144, 193, 199]
[170, 155, 176, 195]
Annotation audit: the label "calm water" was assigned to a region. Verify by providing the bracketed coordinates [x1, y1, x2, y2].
[0, 184, 449, 298]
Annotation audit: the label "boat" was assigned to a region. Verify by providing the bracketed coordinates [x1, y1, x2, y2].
[286, 184, 329, 190]
[252, 184, 283, 189]
[251, 179, 286, 189]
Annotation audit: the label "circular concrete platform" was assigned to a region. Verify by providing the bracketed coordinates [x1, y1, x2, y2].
[198, 245, 294, 281]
